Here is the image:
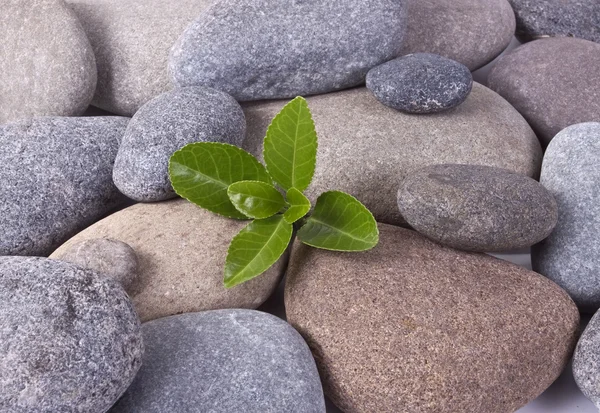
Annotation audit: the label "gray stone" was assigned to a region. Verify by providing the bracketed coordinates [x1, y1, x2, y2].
[243, 84, 542, 226]
[488, 37, 600, 146]
[0, 257, 143, 413]
[366, 53, 472, 113]
[532, 122, 600, 312]
[113, 87, 246, 202]
[398, 164, 558, 251]
[51, 200, 286, 322]
[110, 310, 325, 413]
[67, 0, 217, 116]
[0, 0, 96, 123]
[401, 0, 516, 70]
[573, 309, 600, 409]
[0, 117, 129, 256]
[509, 0, 600, 43]
[53, 238, 138, 293]
[285, 225, 579, 413]
[169, 0, 407, 101]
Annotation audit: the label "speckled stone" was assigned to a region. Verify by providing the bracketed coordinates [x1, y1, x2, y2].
[110, 310, 325, 413]
[285, 225, 579, 413]
[532, 123, 600, 312]
[113, 87, 246, 202]
[51, 200, 285, 322]
[573, 310, 600, 409]
[509, 0, 600, 43]
[68, 0, 216, 116]
[170, 0, 407, 101]
[0, 117, 129, 256]
[0, 0, 96, 123]
[398, 164, 558, 251]
[401, 0, 516, 70]
[0, 257, 143, 413]
[53, 238, 138, 293]
[488, 37, 600, 146]
[367, 53, 472, 113]
[243, 84, 542, 226]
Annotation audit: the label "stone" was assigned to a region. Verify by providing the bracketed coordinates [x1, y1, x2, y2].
[397, 164, 558, 251]
[508, 0, 600, 43]
[0, 257, 143, 413]
[53, 238, 138, 293]
[573, 309, 600, 409]
[169, 0, 407, 101]
[366, 53, 472, 113]
[0, 117, 129, 256]
[488, 37, 600, 146]
[67, 0, 216, 116]
[532, 123, 600, 312]
[110, 310, 325, 413]
[51, 200, 285, 322]
[0, 0, 96, 123]
[113, 87, 246, 202]
[401, 0, 516, 70]
[285, 225, 579, 413]
[243, 84, 542, 226]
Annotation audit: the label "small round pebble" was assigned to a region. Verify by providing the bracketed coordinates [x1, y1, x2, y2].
[573, 309, 600, 409]
[366, 53, 473, 113]
[53, 238, 138, 293]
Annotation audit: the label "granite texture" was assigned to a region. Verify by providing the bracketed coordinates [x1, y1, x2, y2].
[53, 238, 138, 293]
[113, 87, 246, 202]
[398, 164, 558, 251]
[366, 53, 472, 113]
[68, 0, 216, 116]
[51, 200, 286, 322]
[110, 310, 325, 413]
[243, 84, 542, 226]
[285, 225, 580, 413]
[509, 0, 600, 43]
[488, 37, 600, 146]
[170, 0, 407, 101]
[532, 123, 600, 312]
[0, 0, 96, 123]
[0, 117, 129, 256]
[401, 0, 516, 70]
[573, 309, 600, 409]
[0, 257, 143, 413]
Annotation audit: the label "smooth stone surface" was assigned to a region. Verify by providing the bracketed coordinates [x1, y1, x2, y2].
[53, 238, 138, 293]
[0, 0, 96, 123]
[488, 38, 600, 146]
[398, 164, 558, 251]
[367, 53, 472, 113]
[113, 87, 246, 202]
[0, 257, 143, 413]
[286, 224, 579, 413]
[573, 310, 600, 409]
[532, 123, 600, 312]
[509, 0, 600, 43]
[401, 0, 516, 70]
[170, 0, 407, 101]
[0, 117, 129, 256]
[243, 84, 542, 226]
[68, 0, 216, 116]
[110, 310, 325, 413]
[51, 200, 285, 322]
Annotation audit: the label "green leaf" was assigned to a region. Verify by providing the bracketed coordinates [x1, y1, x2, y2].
[263, 96, 318, 192]
[224, 215, 293, 288]
[283, 187, 311, 224]
[227, 181, 286, 219]
[169, 142, 271, 219]
[297, 191, 379, 251]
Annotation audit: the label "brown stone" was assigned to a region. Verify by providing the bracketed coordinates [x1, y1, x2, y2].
[285, 224, 579, 413]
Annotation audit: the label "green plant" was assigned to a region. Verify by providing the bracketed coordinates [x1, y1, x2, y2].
[169, 96, 379, 288]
